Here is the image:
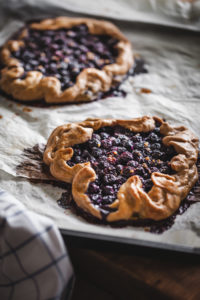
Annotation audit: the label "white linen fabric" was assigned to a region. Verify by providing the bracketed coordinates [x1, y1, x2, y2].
[0, 189, 74, 300]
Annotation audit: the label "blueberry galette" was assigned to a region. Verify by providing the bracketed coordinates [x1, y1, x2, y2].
[43, 116, 199, 222]
[0, 17, 133, 103]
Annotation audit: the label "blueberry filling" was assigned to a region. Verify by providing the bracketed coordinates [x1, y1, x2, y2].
[67, 123, 176, 209]
[11, 24, 119, 90]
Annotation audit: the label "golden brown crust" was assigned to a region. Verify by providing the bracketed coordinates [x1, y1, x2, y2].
[0, 17, 133, 103]
[43, 124, 93, 183]
[43, 116, 199, 221]
[72, 166, 102, 219]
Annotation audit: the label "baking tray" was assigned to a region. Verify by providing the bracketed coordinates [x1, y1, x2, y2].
[0, 1, 200, 255]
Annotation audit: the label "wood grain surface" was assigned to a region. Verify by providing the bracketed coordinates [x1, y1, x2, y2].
[68, 245, 200, 300]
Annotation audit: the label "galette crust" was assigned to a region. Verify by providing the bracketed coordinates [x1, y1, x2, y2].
[43, 116, 199, 221]
[0, 17, 133, 103]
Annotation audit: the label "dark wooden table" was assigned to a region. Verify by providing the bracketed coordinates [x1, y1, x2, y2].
[67, 240, 200, 300]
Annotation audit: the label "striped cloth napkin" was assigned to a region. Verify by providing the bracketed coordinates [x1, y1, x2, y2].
[0, 189, 74, 300]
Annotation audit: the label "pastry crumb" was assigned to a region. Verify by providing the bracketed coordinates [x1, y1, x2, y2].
[140, 88, 152, 94]
[23, 107, 32, 112]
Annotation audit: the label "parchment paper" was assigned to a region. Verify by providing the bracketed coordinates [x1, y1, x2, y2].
[1, 0, 200, 31]
[0, 1, 200, 251]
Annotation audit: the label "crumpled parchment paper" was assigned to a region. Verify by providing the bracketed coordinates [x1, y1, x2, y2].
[0, 0, 200, 252]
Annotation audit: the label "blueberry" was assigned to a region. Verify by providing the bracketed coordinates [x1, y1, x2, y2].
[144, 179, 153, 192]
[116, 164, 123, 174]
[59, 62, 68, 69]
[74, 148, 81, 156]
[111, 137, 120, 146]
[92, 133, 101, 140]
[122, 166, 135, 177]
[127, 160, 139, 168]
[92, 147, 102, 158]
[121, 139, 134, 150]
[74, 156, 82, 163]
[54, 37, 64, 45]
[55, 74, 62, 80]
[30, 59, 38, 67]
[102, 195, 115, 204]
[88, 138, 101, 148]
[104, 174, 117, 184]
[154, 127, 160, 134]
[47, 62, 57, 72]
[22, 51, 35, 61]
[106, 164, 116, 173]
[134, 142, 144, 150]
[119, 151, 133, 163]
[88, 183, 100, 194]
[152, 150, 162, 159]
[116, 147, 127, 154]
[74, 49, 81, 57]
[60, 69, 69, 77]
[50, 44, 59, 51]
[82, 150, 91, 159]
[24, 64, 32, 71]
[135, 166, 146, 176]
[90, 194, 101, 202]
[39, 56, 48, 65]
[115, 176, 125, 185]
[149, 132, 160, 142]
[13, 50, 21, 58]
[64, 49, 73, 56]
[103, 185, 114, 195]
[151, 167, 159, 173]
[67, 161, 74, 167]
[100, 132, 109, 139]
[160, 166, 169, 173]
[45, 30, 55, 36]
[133, 151, 143, 161]
[151, 143, 161, 150]
[78, 24, 88, 32]
[28, 42, 37, 50]
[101, 139, 112, 149]
[41, 36, 51, 45]
[132, 134, 142, 143]
[166, 146, 175, 156]
[98, 157, 110, 168]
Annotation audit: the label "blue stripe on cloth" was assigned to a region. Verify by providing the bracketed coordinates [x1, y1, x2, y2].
[35, 229, 66, 285]
[60, 274, 75, 300]
[2, 271, 15, 300]
[0, 253, 67, 287]
[0, 210, 25, 229]
[0, 225, 53, 259]
[22, 213, 67, 287]
[5, 239, 40, 300]
[7, 210, 25, 219]
[3, 203, 16, 212]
